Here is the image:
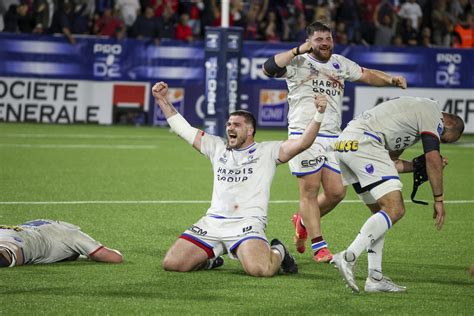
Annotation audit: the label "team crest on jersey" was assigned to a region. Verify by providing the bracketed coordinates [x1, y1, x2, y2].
[437, 123, 443, 137]
[219, 154, 227, 164]
[308, 63, 320, 76]
[332, 62, 340, 70]
[242, 156, 259, 165]
[365, 164, 375, 174]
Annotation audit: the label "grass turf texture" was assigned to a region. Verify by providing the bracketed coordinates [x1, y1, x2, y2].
[0, 123, 473, 314]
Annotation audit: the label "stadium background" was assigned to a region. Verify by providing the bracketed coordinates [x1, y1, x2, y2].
[0, 0, 473, 132]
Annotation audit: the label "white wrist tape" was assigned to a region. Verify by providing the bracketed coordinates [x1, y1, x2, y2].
[167, 113, 198, 145]
[313, 111, 325, 123]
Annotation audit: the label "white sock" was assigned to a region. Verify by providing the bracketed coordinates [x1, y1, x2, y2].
[271, 244, 285, 264]
[368, 235, 385, 279]
[346, 211, 392, 260]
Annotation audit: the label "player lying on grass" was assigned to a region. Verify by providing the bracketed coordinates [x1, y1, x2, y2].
[0, 219, 123, 267]
[330, 97, 464, 293]
[152, 81, 327, 277]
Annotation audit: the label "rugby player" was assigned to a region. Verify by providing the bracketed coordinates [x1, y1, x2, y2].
[331, 96, 464, 293]
[262, 21, 407, 263]
[152, 81, 327, 277]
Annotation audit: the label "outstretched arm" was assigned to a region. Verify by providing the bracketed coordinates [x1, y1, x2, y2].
[152, 82, 204, 151]
[390, 150, 448, 173]
[278, 95, 327, 163]
[89, 247, 123, 263]
[357, 68, 407, 89]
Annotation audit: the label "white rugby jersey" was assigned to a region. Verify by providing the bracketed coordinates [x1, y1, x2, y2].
[0, 219, 102, 264]
[200, 134, 282, 218]
[285, 53, 363, 134]
[346, 97, 444, 151]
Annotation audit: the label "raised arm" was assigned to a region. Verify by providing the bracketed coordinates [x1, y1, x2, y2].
[262, 41, 313, 78]
[278, 95, 327, 163]
[357, 68, 407, 89]
[152, 82, 203, 151]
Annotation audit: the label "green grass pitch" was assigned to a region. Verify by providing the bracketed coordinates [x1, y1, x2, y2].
[0, 123, 473, 314]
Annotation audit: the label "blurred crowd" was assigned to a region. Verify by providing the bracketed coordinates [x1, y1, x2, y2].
[0, 0, 472, 48]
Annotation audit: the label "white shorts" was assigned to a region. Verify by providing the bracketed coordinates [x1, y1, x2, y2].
[335, 131, 403, 201]
[180, 215, 268, 260]
[288, 133, 341, 176]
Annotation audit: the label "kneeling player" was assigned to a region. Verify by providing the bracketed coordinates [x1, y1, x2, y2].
[152, 81, 327, 277]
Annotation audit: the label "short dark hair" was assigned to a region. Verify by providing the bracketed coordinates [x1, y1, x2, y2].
[0, 248, 12, 267]
[306, 21, 332, 37]
[229, 110, 257, 136]
[445, 113, 465, 135]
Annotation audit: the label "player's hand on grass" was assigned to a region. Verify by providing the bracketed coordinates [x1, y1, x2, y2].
[442, 156, 448, 168]
[315, 95, 327, 113]
[152, 82, 168, 102]
[433, 201, 445, 230]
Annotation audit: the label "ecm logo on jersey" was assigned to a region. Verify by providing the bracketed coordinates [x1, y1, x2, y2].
[154, 88, 185, 125]
[93, 43, 122, 78]
[258, 89, 288, 127]
[436, 53, 461, 86]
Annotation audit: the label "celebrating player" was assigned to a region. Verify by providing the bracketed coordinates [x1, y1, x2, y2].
[152, 81, 327, 277]
[331, 96, 464, 293]
[0, 219, 123, 267]
[262, 21, 407, 263]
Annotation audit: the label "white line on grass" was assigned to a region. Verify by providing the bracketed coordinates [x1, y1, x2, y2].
[0, 133, 173, 140]
[0, 200, 473, 205]
[0, 144, 159, 149]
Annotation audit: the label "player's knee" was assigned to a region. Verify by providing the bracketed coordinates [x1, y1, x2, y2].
[162, 256, 197, 272]
[245, 263, 273, 277]
[395, 206, 406, 220]
[162, 256, 181, 272]
[299, 184, 320, 200]
[326, 187, 346, 202]
[385, 207, 405, 223]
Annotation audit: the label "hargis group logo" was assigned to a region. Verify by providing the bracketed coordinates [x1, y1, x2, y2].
[93, 43, 122, 78]
[436, 53, 461, 86]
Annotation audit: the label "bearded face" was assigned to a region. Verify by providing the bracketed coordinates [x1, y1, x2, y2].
[309, 30, 334, 62]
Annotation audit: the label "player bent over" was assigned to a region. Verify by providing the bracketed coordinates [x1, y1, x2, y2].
[331, 97, 464, 293]
[0, 219, 123, 267]
[152, 81, 327, 277]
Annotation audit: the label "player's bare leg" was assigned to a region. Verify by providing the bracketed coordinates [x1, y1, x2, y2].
[236, 239, 297, 277]
[333, 190, 406, 293]
[295, 171, 334, 262]
[162, 238, 210, 272]
[295, 172, 321, 253]
[318, 167, 346, 216]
